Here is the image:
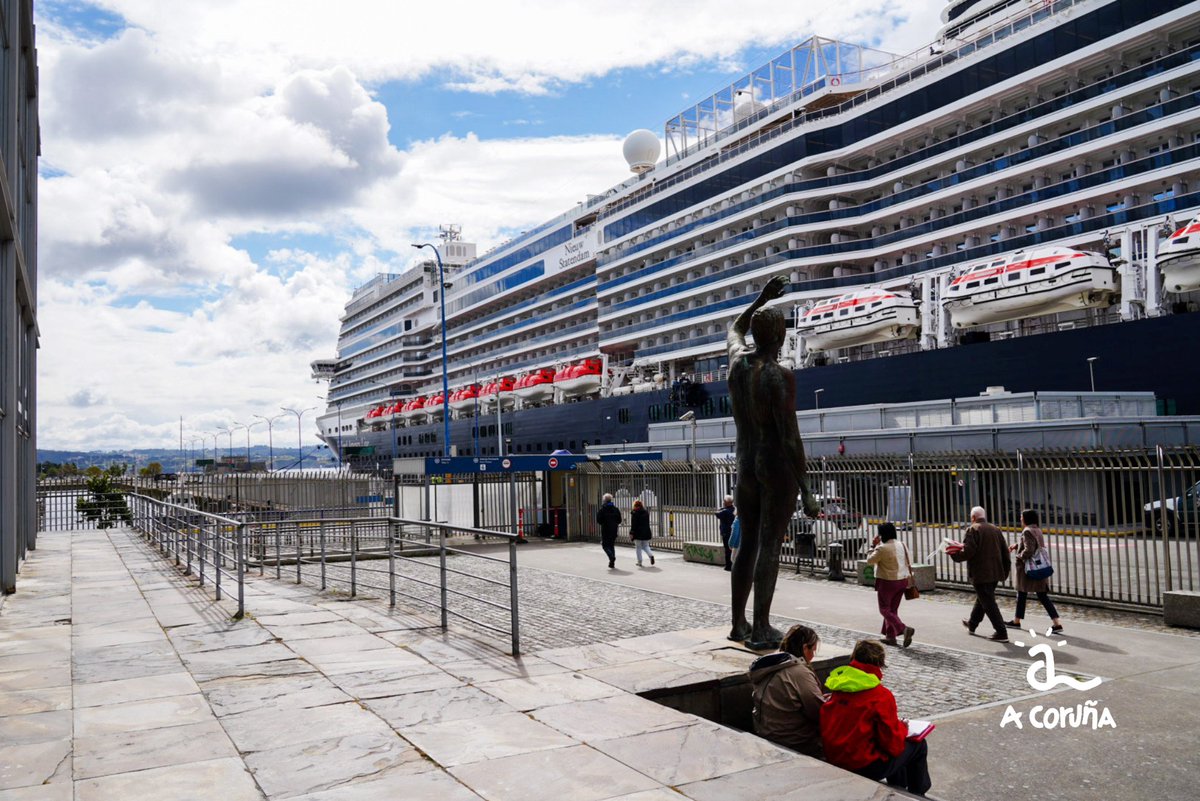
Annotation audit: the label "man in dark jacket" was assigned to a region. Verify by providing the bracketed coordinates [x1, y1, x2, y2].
[715, 495, 736, 570]
[596, 493, 622, 569]
[951, 506, 1012, 641]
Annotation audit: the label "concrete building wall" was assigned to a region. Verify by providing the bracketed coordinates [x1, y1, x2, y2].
[0, 0, 39, 595]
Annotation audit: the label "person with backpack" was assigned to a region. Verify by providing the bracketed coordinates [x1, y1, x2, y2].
[748, 624, 824, 758]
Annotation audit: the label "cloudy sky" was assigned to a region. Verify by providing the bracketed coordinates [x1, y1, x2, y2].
[36, 0, 944, 451]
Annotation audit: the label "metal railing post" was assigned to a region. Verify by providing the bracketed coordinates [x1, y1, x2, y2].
[509, 537, 520, 656]
[350, 526, 358, 598]
[198, 526, 206, 588]
[275, 523, 282, 579]
[296, 525, 302, 585]
[235, 523, 245, 619]
[320, 522, 327, 591]
[388, 520, 396, 607]
[439, 526, 449, 630]
[215, 524, 223, 601]
[1157, 445, 1173, 594]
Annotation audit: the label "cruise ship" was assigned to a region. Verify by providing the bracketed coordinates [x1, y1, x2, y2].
[315, 0, 1200, 470]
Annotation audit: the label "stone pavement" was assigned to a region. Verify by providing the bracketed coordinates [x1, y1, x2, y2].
[1, 529, 907, 801]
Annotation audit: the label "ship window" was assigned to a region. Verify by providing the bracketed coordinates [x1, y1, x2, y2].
[990, 261, 1004, 268]
[1177, 237, 1190, 244]
[966, 281, 980, 289]
[871, 301, 883, 308]
[984, 277, 999, 285]
[1055, 261, 1071, 268]
[618, 408, 631, 424]
[839, 309, 849, 316]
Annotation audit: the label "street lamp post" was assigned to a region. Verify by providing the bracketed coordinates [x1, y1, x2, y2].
[243, 421, 260, 466]
[1087, 356, 1098, 392]
[412, 242, 452, 457]
[281, 406, 316, 470]
[814, 388, 825, 409]
[679, 411, 698, 506]
[189, 437, 203, 472]
[218, 427, 234, 460]
[253, 413, 285, 472]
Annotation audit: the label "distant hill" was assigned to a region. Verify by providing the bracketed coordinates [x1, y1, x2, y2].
[37, 446, 332, 473]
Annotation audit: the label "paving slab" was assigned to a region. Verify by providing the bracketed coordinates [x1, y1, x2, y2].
[448, 744, 660, 801]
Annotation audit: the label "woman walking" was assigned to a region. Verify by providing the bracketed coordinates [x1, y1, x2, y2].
[1007, 509, 1064, 634]
[631, 499, 655, 567]
[866, 523, 915, 648]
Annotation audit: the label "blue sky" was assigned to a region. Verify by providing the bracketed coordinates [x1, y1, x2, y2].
[33, 0, 944, 449]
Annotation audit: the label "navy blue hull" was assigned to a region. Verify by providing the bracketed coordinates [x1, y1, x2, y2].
[338, 312, 1200, 465]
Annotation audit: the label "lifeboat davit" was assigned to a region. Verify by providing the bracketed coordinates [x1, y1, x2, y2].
[1156, 215, 1200, 292]
[943, 247, 1117, 329]
[448, 384, 481, 413]
[405, 396, 428, 424]
[554, 358, 604, 398]
[513, 368, 556, 404]
[798, 289, 920, 351]
[481, 376, 517, 410]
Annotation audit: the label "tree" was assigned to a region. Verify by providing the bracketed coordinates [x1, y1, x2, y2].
[76, 474, 132, 529]
[139, 462, 163, 478]
[84, 466, 103, 478]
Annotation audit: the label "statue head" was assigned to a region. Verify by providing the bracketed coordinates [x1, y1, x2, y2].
[750, 306, 786, 359]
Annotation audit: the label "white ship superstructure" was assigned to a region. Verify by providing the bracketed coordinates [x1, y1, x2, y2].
[314, 0, 1200, 462]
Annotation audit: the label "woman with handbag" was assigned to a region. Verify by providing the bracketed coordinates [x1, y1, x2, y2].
[1007, 509, 1064, 634]
[866, 523, 916, 648]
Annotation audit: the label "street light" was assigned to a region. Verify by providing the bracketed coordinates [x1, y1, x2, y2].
[281, 406, 316, 470]
[189, 437, 203, 472]
[254, 413, 286, 472]
[218, 427, 234, 460]
[412, 241, 452, 457]
[814, 388, 825, 409]
[1087, 356, 1098, 393]
[679, 411, 698, 508]
[243, 420, 260, 466]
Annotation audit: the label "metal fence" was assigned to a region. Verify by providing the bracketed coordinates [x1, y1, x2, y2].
[118, 494, 523, 653]
[574, 447, 1200, 610]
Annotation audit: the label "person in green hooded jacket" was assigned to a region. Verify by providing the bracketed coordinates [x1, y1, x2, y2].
[820, 640, 932, 796]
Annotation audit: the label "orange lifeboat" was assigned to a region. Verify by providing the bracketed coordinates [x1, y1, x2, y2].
[513, 368, 555, 404]
[554, 357, 604, 398]
[404, 396, 428, 423]
[481, 376, 517, 410]
[448, 384, 481, 413]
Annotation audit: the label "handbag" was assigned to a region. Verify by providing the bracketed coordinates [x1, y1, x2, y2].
[1024, 546, 1055, 581]
[902, 543, 920, 600]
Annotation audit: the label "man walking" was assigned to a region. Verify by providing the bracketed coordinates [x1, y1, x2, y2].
[951, 506, 1012, 642]
[716, 495, 736, 571]
[596, 493, 622, 569]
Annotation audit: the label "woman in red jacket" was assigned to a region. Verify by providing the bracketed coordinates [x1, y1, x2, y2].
[819, 640, 932, 796]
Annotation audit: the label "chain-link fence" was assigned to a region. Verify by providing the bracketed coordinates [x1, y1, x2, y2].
[574, 447, 1200, 610]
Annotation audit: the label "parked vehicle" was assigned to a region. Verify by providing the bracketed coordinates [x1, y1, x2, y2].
[1144, 480, 1200, 538]
[788, 496, 869, 558]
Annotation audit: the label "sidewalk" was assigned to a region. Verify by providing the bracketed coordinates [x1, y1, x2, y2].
[516, 542, 1200, 801]
[1, 530, 903, 801]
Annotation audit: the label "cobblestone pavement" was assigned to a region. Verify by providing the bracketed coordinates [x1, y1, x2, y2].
[283, 554, 1036, 720]
[780, 569, 1200, 639]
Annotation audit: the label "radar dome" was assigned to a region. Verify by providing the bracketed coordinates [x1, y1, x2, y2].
[733, 90, 765, 122]
[623, 129, 661, 174]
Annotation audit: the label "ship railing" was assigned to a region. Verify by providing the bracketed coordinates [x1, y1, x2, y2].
[573, 446, 1200, 612]
[593, 0, 1087, 224]
[119, 497, 523, 654]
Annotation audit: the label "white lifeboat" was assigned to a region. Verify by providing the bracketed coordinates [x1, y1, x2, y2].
[447, 385, 481, 413]
[1156, 215, 1200, 292]
[554, 357, 604, 398]
[797, 289, 920, 351]
[943, 247, 1117, 329]
[481, 377, 517, 410]
[513, 368, 556, 404]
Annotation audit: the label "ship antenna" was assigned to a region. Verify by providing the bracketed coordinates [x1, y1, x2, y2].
[439, 224, 462, 243]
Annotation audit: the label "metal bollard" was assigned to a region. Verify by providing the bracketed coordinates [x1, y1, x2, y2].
[668, 512, 675, 538]
[827, 542, 846, 582]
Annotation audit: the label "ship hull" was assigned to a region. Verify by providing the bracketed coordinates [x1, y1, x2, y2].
[330, 312, 1200, 465]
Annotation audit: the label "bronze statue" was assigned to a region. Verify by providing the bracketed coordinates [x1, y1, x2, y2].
[727, 275, 819, 648]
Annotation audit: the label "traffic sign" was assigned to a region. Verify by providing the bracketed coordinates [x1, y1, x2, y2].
[548, 457, 559, 468]
[502, 458, 512, 468]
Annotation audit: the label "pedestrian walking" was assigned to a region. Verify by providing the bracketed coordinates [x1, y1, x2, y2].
[596, 493, 622, 569]
[820, 640, 933, 796]
[866, 523, 916, 648]
[630, 499, 655, 567]
[716, 495, 736, 571]
[729, 516, 742, 564]
[950, 506, 1012, 642]
[1006, 509, 1064, 634]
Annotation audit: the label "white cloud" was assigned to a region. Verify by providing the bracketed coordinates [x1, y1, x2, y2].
[34, 0, 946, 449]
